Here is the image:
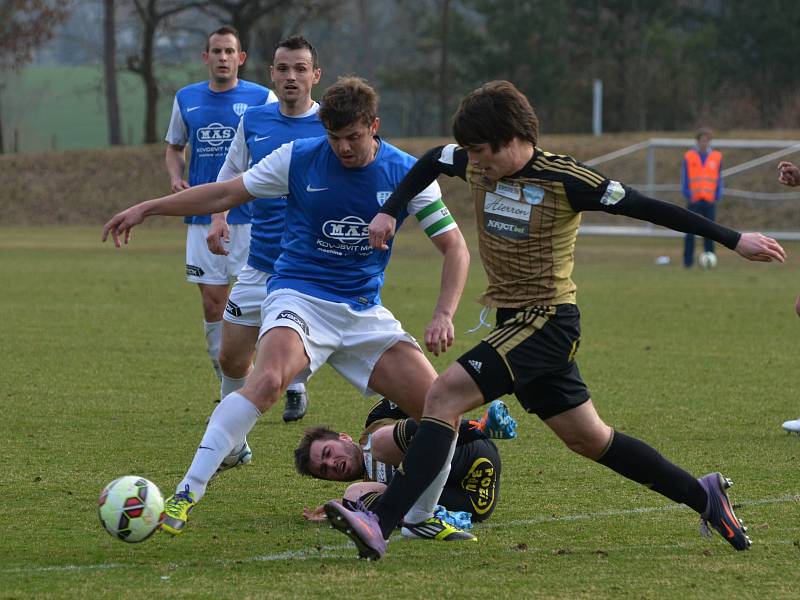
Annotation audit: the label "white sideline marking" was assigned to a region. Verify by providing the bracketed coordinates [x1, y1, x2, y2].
[3, 495, 798, 575]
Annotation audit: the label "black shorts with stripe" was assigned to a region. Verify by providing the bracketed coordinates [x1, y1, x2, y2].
[456, 304, 590, 420]
[353, 439, 501, 522]
[440, 438, 501, 522]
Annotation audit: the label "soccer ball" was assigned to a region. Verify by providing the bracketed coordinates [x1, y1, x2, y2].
[98, 476, 164, 543]
[698, 251, 718, 269]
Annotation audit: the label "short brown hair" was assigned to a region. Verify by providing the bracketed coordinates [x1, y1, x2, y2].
[207, 26, 241, 52]
[452, 80, 539, 152]
[695, 127, 713, 140]
[295, 426, 339, 477]
[319, 76, 379, 131]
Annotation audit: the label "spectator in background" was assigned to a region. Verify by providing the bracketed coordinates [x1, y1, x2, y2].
[682, 128, 723, 267]
[777, 160, 800, 433]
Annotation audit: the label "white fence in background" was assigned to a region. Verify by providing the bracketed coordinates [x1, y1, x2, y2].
[580, 138, 800, 240]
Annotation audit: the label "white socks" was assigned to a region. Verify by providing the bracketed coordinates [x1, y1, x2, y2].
[220, 373, 248, 400]
[204, 320, 223, 380]
[177, 392, 261, 501]
[402, 435, 457, 524]
[287, 382, 306, 394]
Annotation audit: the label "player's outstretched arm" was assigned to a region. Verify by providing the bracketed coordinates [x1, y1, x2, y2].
[426, 228, 470, 356]
[734, 232, 786, 263]
[102, 177, 253, 248]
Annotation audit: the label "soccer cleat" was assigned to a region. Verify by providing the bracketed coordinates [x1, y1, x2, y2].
[401, 516, 477, 541]
[469, 399, 517, 439]
[698, 472, 752, 551]
[215, 440, 253, 475]
[781, 417, 800, 434]
[323, 500, 387, 560]
[282, 389, 308, 422]
[160, 487, 195, 536]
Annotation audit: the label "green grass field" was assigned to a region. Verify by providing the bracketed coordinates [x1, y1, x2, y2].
[2, 226, 800, 598]
[3, 65, 207, 152]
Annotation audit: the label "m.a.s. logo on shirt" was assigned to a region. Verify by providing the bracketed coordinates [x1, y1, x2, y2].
[196, 122, 236, 147]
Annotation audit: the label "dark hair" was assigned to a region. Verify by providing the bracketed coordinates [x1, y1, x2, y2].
[319, 76, 379, 131]
[294, 426, 339, 477]
[206, 25, 242, 52]
[275, 35, 319, 69]
[696, 127, 713, 140]
[452, 80, 539, 152]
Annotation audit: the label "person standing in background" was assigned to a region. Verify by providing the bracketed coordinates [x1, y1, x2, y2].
[682, 128, 723, 267]
[165, 26, 275, 383]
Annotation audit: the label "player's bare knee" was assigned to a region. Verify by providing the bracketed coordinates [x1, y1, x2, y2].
[218, 347, 250, 378]
[424, 380, 465, 422]
[561, 428, 612, 459]
[241, 370, 283, 412]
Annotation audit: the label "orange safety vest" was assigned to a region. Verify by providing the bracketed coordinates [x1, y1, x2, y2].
[684, 149, 722, 203]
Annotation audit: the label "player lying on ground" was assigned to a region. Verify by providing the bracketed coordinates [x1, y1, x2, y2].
[297, 398, 516, 534]
[103, 76, 475, 543]
[324, 80, 787, 559]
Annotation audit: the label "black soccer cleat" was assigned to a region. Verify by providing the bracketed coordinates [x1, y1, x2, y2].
[282, 389, 308, 422]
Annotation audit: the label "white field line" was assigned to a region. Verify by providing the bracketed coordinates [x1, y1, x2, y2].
[2, 494, 798, 575]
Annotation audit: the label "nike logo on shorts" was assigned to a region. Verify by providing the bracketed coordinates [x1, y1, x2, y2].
[187, 106, 201, 112]
[306, 184, 329, 192]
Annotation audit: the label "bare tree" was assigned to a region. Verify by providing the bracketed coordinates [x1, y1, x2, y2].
[127, 0, 203, 143]
[206, 0, 344, 76]
[0, 0, 69, 153]
[103, 0, 122, 145]
[437, 0, 450, 136]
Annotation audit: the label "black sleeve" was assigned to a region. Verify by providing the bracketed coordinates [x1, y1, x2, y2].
[379, 145, 468, 218]
[364, 398, 409, 428]
[570, 182, 741, 250]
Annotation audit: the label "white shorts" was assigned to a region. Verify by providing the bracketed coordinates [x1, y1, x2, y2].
[185, 223, 251, 285]
[224, 264, 269, 327]
[259, 289, 421, 396]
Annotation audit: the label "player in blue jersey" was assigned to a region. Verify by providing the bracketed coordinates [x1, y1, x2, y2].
[165, 25, 275, 383]
[208, 35, 324, 429]
[103, 77, 473, 545]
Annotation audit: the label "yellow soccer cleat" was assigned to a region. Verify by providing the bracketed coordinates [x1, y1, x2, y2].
[401, 516, 477, 541]
[160, 487, 195, 536]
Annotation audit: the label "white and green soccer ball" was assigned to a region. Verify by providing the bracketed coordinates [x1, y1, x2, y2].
[98, 476, 164, 543]
[698, 251, 718, 269]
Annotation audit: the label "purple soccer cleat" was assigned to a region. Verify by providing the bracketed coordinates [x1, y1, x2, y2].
[698, 472, 752, 551]
[324, 500, 387, 560]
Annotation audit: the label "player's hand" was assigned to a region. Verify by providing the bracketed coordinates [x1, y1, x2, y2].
[102, 204, 147, 247]
[734, 232, 786, 263]
[369, 213, 397, 250]
[778, 161, 800, 187]
[171, 179, 190, 193]
[207, 216, 230, 256]
[302, 505, 327, 522]
[424, 311, 455, 356]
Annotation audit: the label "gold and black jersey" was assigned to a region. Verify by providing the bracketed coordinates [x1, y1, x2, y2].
[379, 143, 742, 309]
[465, 148, 607, 307]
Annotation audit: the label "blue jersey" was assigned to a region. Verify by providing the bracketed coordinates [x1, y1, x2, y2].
[241, 103, 325, 273]
[166, 79, 273, 225]
[242, 136, 456, 310]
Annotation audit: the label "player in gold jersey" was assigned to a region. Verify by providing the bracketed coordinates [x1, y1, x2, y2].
[323, 80, 786, 559]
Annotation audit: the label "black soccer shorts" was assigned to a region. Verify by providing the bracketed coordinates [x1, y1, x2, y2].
[456, 304, 590, 420]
